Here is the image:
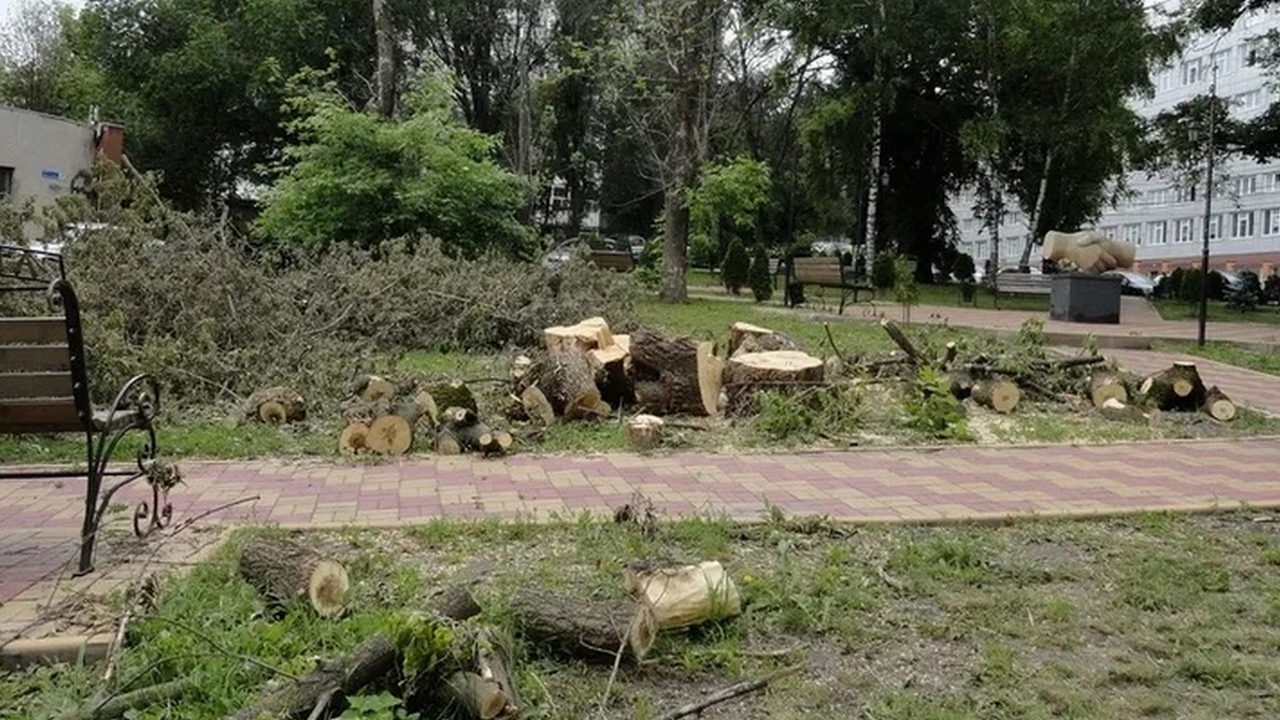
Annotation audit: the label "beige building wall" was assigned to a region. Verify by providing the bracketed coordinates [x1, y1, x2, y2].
[0, 105, 99, 240]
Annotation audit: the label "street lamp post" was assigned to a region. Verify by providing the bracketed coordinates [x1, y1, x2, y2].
[1199, 43, 1222, 347]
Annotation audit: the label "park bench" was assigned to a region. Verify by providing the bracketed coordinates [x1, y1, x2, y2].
[785, 256, 875, 314]
[993, 272, 1053, 296]
[586, 247, 635, 272]
[0, 244, 173, 575]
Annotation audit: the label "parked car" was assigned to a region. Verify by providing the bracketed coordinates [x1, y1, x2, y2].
[1102, 270, 1157, 297]
[542, 235, 634, 269]
[1213, 269, 1245, 292]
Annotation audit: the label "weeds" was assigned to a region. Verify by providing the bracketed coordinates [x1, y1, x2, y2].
[903, 366, 972, 441]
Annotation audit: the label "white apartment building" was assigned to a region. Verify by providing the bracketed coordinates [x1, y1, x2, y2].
[954, 1, 1280, 276]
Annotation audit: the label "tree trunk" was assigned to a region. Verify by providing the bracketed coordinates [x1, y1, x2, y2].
[237, 538, 350, 618]
[971, 378, 1020, 413]
[724, 351, 824, 414]
[228, 635, 396, 720]
[626, 414, 665, 451]
[366, 414, 413, 456]
[662, 185, 691, 303]
[1203, 385, 1237, 421]
[1088, 371, 1128, 408]
[353, 375, 397, 404]
[373, 0, 396, 119]
[520, 384, 556, 426]
[507, 589, 656, 665]
[624, 561, 741, 630]
[247, 386, 306, 424]
[630, 329, 721, 416]
[1018, 150, 1054, 271]
[541, 349, 603, 419]
[590, 344, 635, 407]
[949, 370, 976, 400]
[545, 317, 612, 354]
[1139, 362, 1207, 411]
[729, 322, 801, 356]
[864, 0, 886, 258]
[338, 422, 370, 455]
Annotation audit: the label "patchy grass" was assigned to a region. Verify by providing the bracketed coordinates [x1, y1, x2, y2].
[1155, 340, 1280, 377]
[635, 296, 895, 354]
[8, 512, 1280, 719]
[1154, 299, 1280, 325]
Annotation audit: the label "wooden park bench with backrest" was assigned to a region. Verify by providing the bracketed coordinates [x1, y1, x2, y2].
[993, 272, 1053, 296]
[785, 256, 875, 314]
[0, 244, 173, 575]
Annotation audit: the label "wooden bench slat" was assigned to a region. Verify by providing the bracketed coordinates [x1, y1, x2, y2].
[0, 345, 71, 372]
[0, 372, 74, 399]
[0, 398, 84, 433]
[0, 317, 66, 345]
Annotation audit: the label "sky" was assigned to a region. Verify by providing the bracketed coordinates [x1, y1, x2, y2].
[0, 0, 85, 25]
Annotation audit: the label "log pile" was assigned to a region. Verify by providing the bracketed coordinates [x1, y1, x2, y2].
[246, 386, 306, 424]
[1138, 361, 1237, 421]
[339, 376, 515, 456]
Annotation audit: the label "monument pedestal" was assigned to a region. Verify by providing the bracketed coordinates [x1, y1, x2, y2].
[1049, 273, 1122, 324]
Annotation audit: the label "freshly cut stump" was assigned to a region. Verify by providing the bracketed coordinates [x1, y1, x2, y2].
[728, 322, 800, 356]
[237, 537, 349, 618]
[338, 422, 370, 455]
[508, 590, 656, 665]
[1140, 362, 1206, 411]
[544, 317, 611, 354]
[630, 329, 723, 416]
[1088, 371, 1128, 408]
[626, 414, 665, 451]
[1203, 386, 1237, 422]
[624, 560, 741, 630]
[247, 386, 306, 424]
[724, 351, 824, 414]
[355, 375, 397, 403]
[366, 414, 413, 456]
[543, 349, 602, 419]
[971, 378, 1020, 414]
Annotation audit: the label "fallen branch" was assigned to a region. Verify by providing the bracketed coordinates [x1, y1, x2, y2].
[821, 322, 843, 359]
[65, 679, 196, 720]
[656, 664, 804, 720]
[879, 319, 923, 363]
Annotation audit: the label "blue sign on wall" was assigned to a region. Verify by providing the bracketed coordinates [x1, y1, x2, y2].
[41, 169, 62, 182]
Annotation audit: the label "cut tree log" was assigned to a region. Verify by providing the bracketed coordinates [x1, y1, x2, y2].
[544, 317, 611, 354]
[440, 626, 520, 719]
[507, 589, 657, 665]
[724, 351, 824, 414]
[1139, 362, 1207, 411]
[366, 414, 413, 456]
[247, 386, 306, 424]
[1203, 385, 1237, 422]
[237, 537, 349, 618]
[728, 322, 801, 356]
[630, 329, 723, 416]
[354, 375, 397, 403]
[520, 384, 556, 427]
[626, 414, 665, 451]
[1089, 371, 1128, 408]
[1099, 397, 1145, 422]
[414, 390, 440, 428]
[68, 679, 196, 720]
[434, 427, 463, 455]
[445, 672, 510, 720]
[542, 349, 602, 419]
[590, 343, 635, 407]
[427, 382, 478, 415]
[880, 319, 924, 363]
[624, 560, 742, 630]
[338, 422, 370, 455]
[971, 378, 1021, 413]
[948, 371, 976, 400]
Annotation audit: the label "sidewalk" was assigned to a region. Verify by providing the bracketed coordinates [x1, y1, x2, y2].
[4, 438, 1280, 628]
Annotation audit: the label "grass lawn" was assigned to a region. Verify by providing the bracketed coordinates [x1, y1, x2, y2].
[1154, 299, 1280, 324]
[689, 275, 1050, 313]
[1155, 340, 1280, 377]
[8, 512, 1280, 719]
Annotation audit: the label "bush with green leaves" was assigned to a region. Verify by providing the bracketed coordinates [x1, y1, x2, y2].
[722, 237, 751, 293]
[687, 156, 772, 265]
[755, 387, 863, 442]
[903, 366, 972, 441]
[257, 71, 532, 257]
[871, 252, 897, 289]
[748, 244, 773, 302]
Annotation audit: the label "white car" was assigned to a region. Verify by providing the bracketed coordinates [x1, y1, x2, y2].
[1102, 270, 1157, 297]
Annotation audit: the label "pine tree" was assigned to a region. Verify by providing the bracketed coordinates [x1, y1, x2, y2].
[748, 244, 773, 302]
[722, 237, 751, 294]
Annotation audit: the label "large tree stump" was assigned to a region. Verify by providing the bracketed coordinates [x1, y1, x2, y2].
[1203, 385, 1237, 421]
[1140, 362, 1207, 411]
[626, 414, 665, 451]
[1088, 371, 1128, 408]
[237, 537, 350, 618]
[630, 329, 722, 416]
[541, 349, 604, 419]
[724, 351, 824, 414]
[544, 317, 612, 354]
[728, 322, 801, 357]
[971, 378, 1021, 413]
[624, 561, 742, 630]
[507, 590, 657, 665]
[246, 386, 306, 424]
[338, 422, 370, 455]
[589, 343, 635, 407]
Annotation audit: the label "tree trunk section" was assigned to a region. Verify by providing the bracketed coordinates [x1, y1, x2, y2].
[626, 414, 665, 451]
[589, 343, 634, 407]
[228, 634, 395, 720]
[373, 0, 396, 119]
[724, 351, 824, 414]
[247, 386, 306, 424]
[949, 371, 976, 400]
[435, 427, 463, 455]
[971, 378, 1020, 413]
[729, 322, 801, 356]
[630, 329, 721, 416]
[508, 590, 656, 665]
[237, 537, 350, 618]
[541, 349, 602, 419]
[545, 317, 611, 354]
[354, 375, 397, 404]
[624, 561, 741, 630]
[366, 414, 413, 456]
[520, 384, 556, 426]
[1139, 362, 1206, 411]
[339, 422, 370, 455]
[1203, 385, 1237, 421]
[1088, 371, 1128, 408]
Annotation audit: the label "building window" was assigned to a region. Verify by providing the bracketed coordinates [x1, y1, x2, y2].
[1182, 59, 1202, 85]
[1149, 221, 1167, 245]
[1177, 219, 1194, 243]
[1102, 226, 1118, 239]
[1176, 186, 1198, 203]
[1233, 211, 1255, 238]
[1235, 175, 1259, 195]
[1208, 215, 1221, 240]
[1265, 209, 1280, 236]
[1124, 223, 1142, 246]
[0, 166, 12, 196]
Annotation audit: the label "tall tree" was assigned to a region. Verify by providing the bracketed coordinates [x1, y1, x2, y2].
[0, 0, 82, 115]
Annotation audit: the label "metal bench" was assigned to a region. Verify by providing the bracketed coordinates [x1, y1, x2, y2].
[785, 256, 875, 313]
[994, 272, 1053, 296]
[586, 248, 635, 272]
[1, 244, 173, 575]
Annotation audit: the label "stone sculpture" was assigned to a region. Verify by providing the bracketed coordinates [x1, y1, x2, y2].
[1041, 230, 1136, 274]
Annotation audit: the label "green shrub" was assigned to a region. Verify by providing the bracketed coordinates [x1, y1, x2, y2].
[722, 237, 751, 293]
[1226, 271, 1262, 312]
[1179, 268, 1202, 302]
[871, 252, 897, 289]
[903, 366, 972, 441]
[748, 244, 773, 302]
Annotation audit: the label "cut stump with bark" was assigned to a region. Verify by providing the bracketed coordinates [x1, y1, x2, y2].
[366, 414, 413, 456]
[729, 322, 801, 356]
[1088, 371, 1128, 408]
[626, 414, 665, 451]
[237, 537, 349, 618]
[353, 375, 398, 404]
[247, 386, 306, 424]
[544, 317, 612, 354]
[508, 589, 657, 665]
[971, 378, 1021, 413]
[520, 385, 556, 427]
[542, 349, 603, 419]
[630, 329, 723, 416]
[624, 560, 742, 630]
[338, 422, 370, 455]
[724, 351, 824, 414]
[1203, 385, 1237, 422]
